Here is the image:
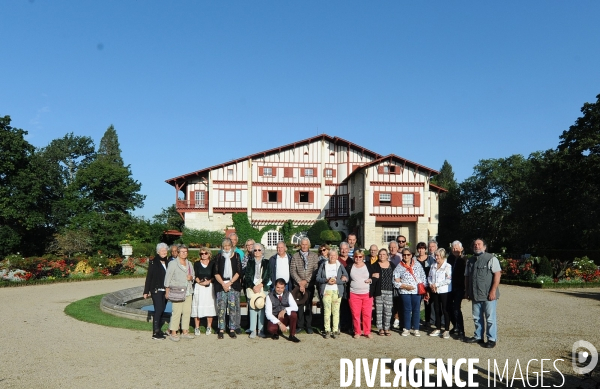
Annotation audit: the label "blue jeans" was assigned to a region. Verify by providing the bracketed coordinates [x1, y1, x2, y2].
[471, 299, 497, 341]
[401, 294, 421, 331]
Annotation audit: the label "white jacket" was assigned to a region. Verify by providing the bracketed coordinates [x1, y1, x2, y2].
[427, 260, 452, 294]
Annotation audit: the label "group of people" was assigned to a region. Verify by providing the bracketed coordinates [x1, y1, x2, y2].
[143, 233, 501, 349]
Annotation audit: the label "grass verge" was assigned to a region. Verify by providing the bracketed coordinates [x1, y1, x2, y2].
[64, 294, 152, 331]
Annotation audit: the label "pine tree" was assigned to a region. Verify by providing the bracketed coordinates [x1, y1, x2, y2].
[97, 124, 123, 165]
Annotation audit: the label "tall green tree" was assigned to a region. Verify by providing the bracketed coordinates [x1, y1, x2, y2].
[41, 133, 95, 187]
[97, 125, 123, 165]
[552, 94, 600, 249]
[458, 155, 534, 252]
[0, 116, 38, 255]
[69, 125, 145, 253]
[432, 160, 461, 248]
[152, 204, 184, 232]
[38, 133, 96, 231]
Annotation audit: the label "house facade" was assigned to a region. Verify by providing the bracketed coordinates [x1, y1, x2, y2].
[165, 135, 445, 249]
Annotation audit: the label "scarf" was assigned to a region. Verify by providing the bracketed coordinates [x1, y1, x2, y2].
[399, 258, 416, 277]
[222, 250, 232, 280]
[300, 250, 309, 270]
[254, 259, 263, 282]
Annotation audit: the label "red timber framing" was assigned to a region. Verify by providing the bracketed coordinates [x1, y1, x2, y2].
[373, 192, 421, 207]
[165, 134, 444, 227]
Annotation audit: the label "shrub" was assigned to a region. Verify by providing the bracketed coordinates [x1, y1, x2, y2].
[307, 220, 330, 246]
[535, 275, 554, 284]
[131, 242, 156, 257]
[47, 229, 93, 257]
[537, 256, 553, 277]
[572, 256, 597, 273]
[180, 228, 225, 248]
[320, 230, 342, 245]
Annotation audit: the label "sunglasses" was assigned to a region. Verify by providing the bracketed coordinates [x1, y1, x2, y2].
[354, 256, 364, 259]
[320, 249, 329, 252]
[403, 254, 412, 256]
[200, 252, 209, 256]
[397, 240, 406, 243]
[253, 249, 262, 252]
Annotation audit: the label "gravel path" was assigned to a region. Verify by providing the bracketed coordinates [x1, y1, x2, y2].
[1, 279, 599, 388]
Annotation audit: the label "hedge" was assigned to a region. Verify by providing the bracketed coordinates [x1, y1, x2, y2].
[501, 279, 600, 289]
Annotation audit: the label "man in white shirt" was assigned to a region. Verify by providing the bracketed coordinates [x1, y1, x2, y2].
[265, 278, 301, 343]
[268, 241, 292, 290]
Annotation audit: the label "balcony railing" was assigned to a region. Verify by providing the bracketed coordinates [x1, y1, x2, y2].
[325, 208, 349, 218]
[176, 200, 207, 210]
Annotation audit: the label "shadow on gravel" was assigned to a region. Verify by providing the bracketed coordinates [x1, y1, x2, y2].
[551, 289, 600, 303]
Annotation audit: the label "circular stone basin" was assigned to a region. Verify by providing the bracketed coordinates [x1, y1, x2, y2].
[100, 285, 171, 322]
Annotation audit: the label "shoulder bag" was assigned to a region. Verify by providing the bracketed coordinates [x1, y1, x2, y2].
[168, 262, 191, 302]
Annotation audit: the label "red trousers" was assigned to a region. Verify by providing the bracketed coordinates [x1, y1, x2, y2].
[266, 311, 298, 336]
[349, 292, 373, 335]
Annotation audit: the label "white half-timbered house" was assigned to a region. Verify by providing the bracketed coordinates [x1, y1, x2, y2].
[165, 135, 445, 249]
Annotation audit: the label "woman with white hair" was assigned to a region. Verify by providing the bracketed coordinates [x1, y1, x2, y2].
[427, 248, 452, 339]
[213, 238, 243, 339]
[143, 242, 170, 340]
[244, 243, 270, 338]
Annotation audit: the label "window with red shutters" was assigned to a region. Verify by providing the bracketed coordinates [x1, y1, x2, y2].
[263, 190, 281, 203]
[414, 193, 421, 207]
[373, 191, 380, 206]
[259, 167, 276, 177]
[295, 190, 314, 203]
[391, 192, 403, 207]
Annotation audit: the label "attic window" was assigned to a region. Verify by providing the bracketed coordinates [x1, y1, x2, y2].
[383, 165, 397, 173]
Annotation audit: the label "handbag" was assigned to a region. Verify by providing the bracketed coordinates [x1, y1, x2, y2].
[407, 264, 426, 295]
[168, 286, 187, 302]
[409, 262, 427, 295]
[168, 261, 192, 302]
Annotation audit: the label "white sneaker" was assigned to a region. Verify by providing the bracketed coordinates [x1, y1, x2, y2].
[393, 319, 400, 329]
[429, 330, 441, 337]
[401, 329, 409, 337]
[443, 331, 450, 339]
[194, 328, 201, 336]
[413, 330, 420, 337]
[205, 327, 212, 336]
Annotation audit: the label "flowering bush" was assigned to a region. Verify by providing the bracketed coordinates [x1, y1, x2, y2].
[0, 269, 33, 282]
[501, 255, 600, 284]
[73, 261, 94, 275]
[1, 255, 150, 283]
[502, 258, 536, 281]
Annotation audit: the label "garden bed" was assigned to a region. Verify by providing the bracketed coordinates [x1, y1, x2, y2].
[501, 279, 600, 289]
[0, 273, 146, 288]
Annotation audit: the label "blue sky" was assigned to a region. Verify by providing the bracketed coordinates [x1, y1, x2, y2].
[3, 1, 599, 219]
